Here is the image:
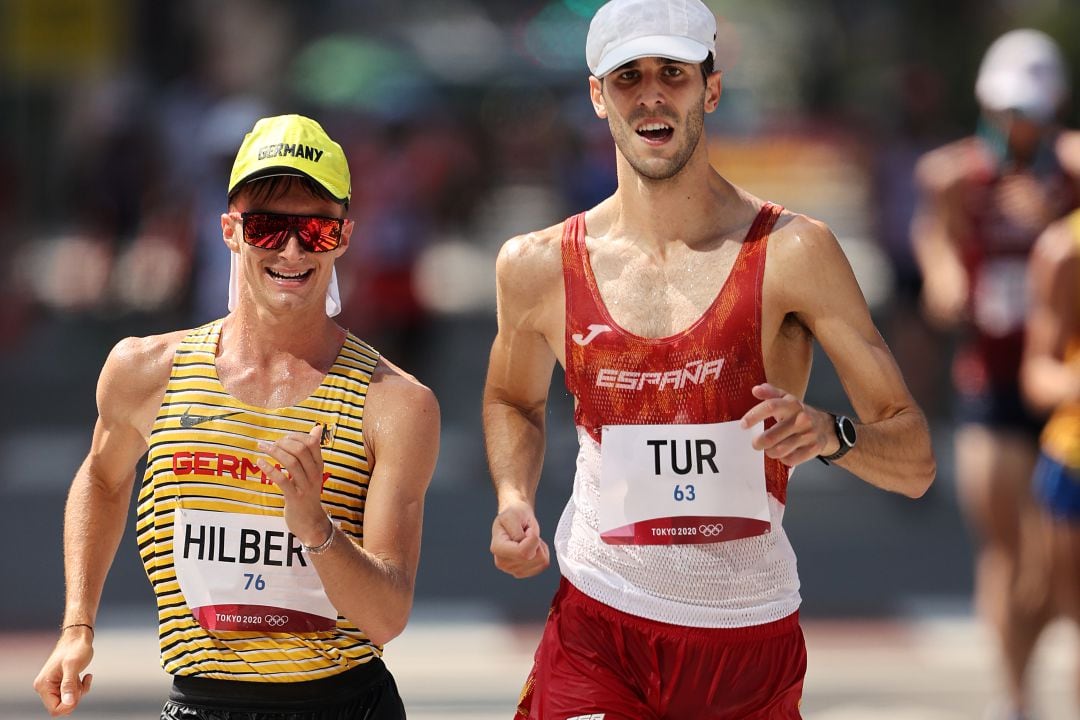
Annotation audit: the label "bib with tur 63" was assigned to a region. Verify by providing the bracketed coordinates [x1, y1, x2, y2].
[598, 421, 771, 545]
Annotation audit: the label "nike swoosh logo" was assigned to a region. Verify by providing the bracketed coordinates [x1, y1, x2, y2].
[572, 324, 612, 346]
[179, 409, 242, 428]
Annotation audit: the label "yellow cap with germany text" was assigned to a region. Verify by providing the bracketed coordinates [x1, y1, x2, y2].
[228, 114, 351, 203]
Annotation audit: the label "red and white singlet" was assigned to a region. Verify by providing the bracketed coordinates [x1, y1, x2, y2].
[555, 202, 801, 628]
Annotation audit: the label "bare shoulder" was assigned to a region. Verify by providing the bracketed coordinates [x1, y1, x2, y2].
[768, 210, 844, 265]
[96, 328, 189, 438]
[914, 136, 989, 194]
[365, 357, 440, 468]
[101, 329, 188, 400]
[1054, 130, 1080, 178]
[495, 221, 565, 301]
[765, 211, 858, 315]
[369, 356, 439, 415]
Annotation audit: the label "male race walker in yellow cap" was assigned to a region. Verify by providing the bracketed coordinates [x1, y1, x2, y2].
[483, 1, 934, 717]
[33, 114, 439, 719]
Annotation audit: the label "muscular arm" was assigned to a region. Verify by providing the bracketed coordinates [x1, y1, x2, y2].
[748, 217, 935, 497]
[1021, 220, 1080, 413]
[259, 361, 439, 646]
[910, 142, 976, 329]
[482, 231, 562, 578]
[35, 333, 178, 715]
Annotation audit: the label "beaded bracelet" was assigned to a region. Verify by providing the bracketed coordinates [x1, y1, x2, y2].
[302, 515, 337, 555]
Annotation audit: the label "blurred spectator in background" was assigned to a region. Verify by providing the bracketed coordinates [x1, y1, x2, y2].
[1021, 209, 1080, 715]
[911, 28, 1080, 719]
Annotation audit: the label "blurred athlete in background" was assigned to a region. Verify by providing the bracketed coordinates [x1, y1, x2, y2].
[912, 29, 1080, 719]
[1022, 209, 1080, 715]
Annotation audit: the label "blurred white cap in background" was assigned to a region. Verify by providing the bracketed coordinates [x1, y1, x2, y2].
[975, 28, 1067, 122]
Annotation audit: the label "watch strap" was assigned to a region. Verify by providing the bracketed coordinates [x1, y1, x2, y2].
[818, 414, 855, 465]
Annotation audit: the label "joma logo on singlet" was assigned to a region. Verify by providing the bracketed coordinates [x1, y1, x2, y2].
[595, 358, 725, 391]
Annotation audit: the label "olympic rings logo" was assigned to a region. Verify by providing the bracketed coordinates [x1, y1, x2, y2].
[265, 614, 289, 627]
[698, 523, 724, 537]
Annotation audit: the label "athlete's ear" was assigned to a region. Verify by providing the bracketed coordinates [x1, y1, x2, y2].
[704, 70, 722, 113]
[221, 211, 242, 252]
[336, 218, 354, 255]
[589, 76, 608, 119]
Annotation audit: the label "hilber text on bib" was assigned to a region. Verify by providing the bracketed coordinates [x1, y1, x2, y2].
[173, 508, 338, 633]
[599, 421, 770, 545]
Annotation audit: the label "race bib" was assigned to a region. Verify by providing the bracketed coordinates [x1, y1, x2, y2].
[973, 257, 1027, 337]
[599, 421, 770, 545]
[173, 508, 338, 633]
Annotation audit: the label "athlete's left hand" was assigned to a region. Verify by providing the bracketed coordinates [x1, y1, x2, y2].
[257, 424, 332, 548]
[740, 383, 836, 466]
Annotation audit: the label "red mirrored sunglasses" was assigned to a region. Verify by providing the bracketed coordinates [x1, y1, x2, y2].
[240, 212, 344, 253]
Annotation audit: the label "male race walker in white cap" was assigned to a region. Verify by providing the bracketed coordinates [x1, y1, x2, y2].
[912, 29, 1080, 720]
[33, 114, 439, 719]
[484, 0, 935, 717]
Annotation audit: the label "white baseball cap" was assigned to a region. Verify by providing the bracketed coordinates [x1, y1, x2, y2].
[586, 0, 717, 78]
[975, 29, 1068, 122]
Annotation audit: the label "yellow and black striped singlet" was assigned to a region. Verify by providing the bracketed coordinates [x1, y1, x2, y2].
[1040, 210, 1080, 469]
[137, 319, 381, 681]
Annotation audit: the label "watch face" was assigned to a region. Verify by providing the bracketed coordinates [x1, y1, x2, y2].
[839, 416, 857, 446]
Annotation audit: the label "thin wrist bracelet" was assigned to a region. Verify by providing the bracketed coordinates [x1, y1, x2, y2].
[62, 623, 94, 638]
[302, 514, 337, 555]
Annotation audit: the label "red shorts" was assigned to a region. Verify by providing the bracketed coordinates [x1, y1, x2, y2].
[514, 579, 806, 720]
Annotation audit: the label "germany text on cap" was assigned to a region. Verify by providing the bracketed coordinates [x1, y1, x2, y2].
[228, 114, 351, 203]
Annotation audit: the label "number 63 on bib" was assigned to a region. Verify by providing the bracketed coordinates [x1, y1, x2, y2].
[598, 421, 771, 545]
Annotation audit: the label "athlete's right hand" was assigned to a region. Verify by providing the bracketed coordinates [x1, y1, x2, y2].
[491, 500, 550, 579]
[33, 629, 94, 716]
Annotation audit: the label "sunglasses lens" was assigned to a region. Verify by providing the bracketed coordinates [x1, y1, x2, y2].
[300, 217, 343, 252]
[243, 214, 290, 250]
[242, 213, 343, 253]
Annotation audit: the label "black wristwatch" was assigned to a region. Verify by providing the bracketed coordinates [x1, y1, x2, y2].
[818, 414, 857, 465]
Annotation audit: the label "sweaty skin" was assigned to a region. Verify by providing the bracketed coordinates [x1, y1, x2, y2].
[33, 184, 439, 716]
[484, 57, 934, 579]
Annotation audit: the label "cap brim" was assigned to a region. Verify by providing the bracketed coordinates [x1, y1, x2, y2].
[228, 167, 349, 204]
[592, 35, 710, 78]
[977, 72, 1060, 121]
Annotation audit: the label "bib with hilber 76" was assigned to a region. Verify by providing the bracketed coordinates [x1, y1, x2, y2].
[599, 420, 770, 545]
[173, 507, 338, 633]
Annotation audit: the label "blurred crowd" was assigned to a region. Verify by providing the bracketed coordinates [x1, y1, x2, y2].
[0, 0, 1073, 396]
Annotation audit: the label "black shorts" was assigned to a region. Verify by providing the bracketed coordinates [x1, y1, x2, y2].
[160, 657, 405, 720]
[955, 384, 1042, 438]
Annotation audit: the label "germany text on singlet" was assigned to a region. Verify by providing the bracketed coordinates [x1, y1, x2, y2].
[137, 320, 381, 681]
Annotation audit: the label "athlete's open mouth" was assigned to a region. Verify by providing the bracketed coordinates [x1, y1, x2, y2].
[636, 122, 674, 141]
[266, 268, 313, 281]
